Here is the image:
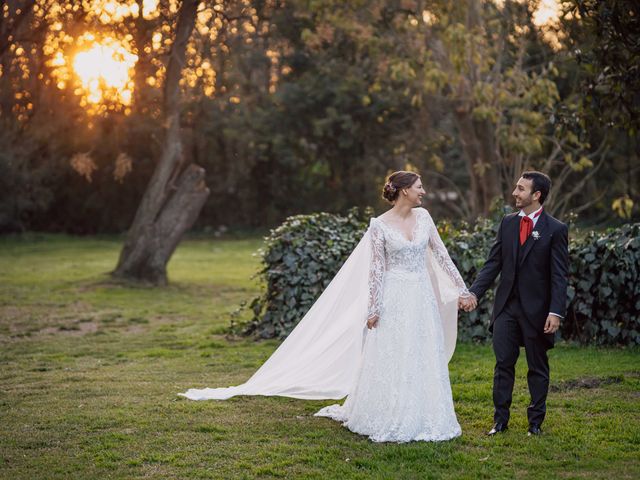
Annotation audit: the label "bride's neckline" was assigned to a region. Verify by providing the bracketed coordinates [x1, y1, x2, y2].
[377, 209, 421, 242]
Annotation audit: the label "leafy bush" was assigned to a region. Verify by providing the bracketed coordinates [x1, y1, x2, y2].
[443, 220, 640, 346]
[240, 207, 372, 339]
[241, 209, 640, 346]
[563, 223, 640, 346]
[438, 217, 500, 342]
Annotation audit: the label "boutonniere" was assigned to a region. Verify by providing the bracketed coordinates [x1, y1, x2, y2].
[532, 231, 540, 240]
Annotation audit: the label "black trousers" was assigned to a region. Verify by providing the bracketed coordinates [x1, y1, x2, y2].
[492, 295, 550, 426]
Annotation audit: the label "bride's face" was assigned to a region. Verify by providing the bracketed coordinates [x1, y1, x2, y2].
[402, 178, 425, 207]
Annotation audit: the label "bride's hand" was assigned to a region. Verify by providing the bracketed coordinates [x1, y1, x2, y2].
[367, 315, 379, 329]
[458, 294, 477, 312]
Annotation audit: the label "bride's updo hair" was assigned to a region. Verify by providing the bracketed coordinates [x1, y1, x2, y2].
[382, 171, 420, 203]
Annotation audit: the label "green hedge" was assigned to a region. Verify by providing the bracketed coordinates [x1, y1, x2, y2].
[239, 210, 640, 346]
[563, 223, 640, 345]
[437, 217, 501, 342]
[239, 207, 373, 339]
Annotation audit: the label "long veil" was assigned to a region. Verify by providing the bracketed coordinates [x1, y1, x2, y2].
[179, 226, 460, 401]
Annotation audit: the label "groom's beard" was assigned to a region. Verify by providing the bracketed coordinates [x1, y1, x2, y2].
[514, 196, 533, 210]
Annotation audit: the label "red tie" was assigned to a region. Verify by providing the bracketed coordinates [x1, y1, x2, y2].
[519, 209, 542, 245]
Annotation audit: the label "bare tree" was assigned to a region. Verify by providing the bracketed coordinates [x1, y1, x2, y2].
[112, 0, 209, 285]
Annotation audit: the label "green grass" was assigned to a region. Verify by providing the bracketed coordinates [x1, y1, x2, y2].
[0, 234, 638, 479]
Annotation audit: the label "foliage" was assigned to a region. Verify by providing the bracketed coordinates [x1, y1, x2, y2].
[395, 1, 590, 216]
[0, 1, 638, 234]
[241, 207, 372, 338]
[439, 216, 502, 342]
[564, 222, 640, 346]
[561, 0, 640, 220]
[245, 210, 640, 346]
[568, 0, 640, 135]
[450, 219, 640, 346]
[0, 129, 54, 233]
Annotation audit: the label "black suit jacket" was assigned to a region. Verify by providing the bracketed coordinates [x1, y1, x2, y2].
[469, 211, 569, 344]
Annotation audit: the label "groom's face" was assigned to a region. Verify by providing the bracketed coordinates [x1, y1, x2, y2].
[512, 177, 537, 209]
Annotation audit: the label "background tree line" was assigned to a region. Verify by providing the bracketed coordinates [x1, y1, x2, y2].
[0, 0, 638, 235]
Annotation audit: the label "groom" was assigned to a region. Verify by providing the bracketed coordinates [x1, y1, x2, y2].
[461, 171, 569, 436]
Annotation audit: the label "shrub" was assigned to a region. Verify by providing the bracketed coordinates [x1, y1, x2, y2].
[438, 217, 500, 342]
[240, 207, 372, 339]
[563, 223, 640, 345]
[240, 209, 640, 346]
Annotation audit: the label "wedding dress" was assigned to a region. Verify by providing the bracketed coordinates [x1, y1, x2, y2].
[315, 208, 467, 442]
[179, 207, 469, 443]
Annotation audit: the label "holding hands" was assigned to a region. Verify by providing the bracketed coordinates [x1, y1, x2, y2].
[458, 293, 478, 312]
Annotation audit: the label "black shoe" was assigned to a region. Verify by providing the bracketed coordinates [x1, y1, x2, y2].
[527, 424, 542, 436]
[487, 423, 508, 436]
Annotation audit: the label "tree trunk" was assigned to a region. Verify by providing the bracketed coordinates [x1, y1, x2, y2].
[453, 104, 502, 218]
[113, 0, 208, 285]
[453, 0, 502, 218]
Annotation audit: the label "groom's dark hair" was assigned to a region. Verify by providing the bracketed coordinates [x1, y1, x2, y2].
[522, 171, 552, 204]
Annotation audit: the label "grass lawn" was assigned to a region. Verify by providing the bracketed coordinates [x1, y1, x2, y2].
[0, 234, 638, 479]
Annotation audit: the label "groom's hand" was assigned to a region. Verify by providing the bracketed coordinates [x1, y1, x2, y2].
[468, 294, 478, 311]
[458, 295, 477, 312]
[366, 315, 379, 329]
[543, 314, 560, 334]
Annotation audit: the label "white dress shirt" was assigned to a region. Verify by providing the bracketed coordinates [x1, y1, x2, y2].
[518, 205, 544, 227]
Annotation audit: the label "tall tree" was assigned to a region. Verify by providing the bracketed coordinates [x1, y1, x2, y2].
[113, 0, 209, 285]
[570, 0, 640, 134]
[567, 0, 640, 218]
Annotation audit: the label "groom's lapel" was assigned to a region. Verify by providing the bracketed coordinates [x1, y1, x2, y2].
[510, 215, 520, 267]
[519, 211, 548, 266]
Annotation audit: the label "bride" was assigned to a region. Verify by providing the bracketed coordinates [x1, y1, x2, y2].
[180, 171, 476, 443]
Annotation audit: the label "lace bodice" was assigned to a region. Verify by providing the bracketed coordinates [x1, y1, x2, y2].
[367, 207, 469, 319]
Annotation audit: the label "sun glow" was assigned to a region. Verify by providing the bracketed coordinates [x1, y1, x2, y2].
[493, 0, 566, 50]
[87, 0, 161, 22]
[72, 37, 138, 109]
[532, 0, 561, 27]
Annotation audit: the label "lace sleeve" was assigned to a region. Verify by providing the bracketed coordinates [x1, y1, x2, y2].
[367, 219, 386, 319]
[425, 210, 470, 297]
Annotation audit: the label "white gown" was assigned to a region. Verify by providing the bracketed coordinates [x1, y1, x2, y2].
[179, 208, 468, 443]
[314, 208, 467, 442]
